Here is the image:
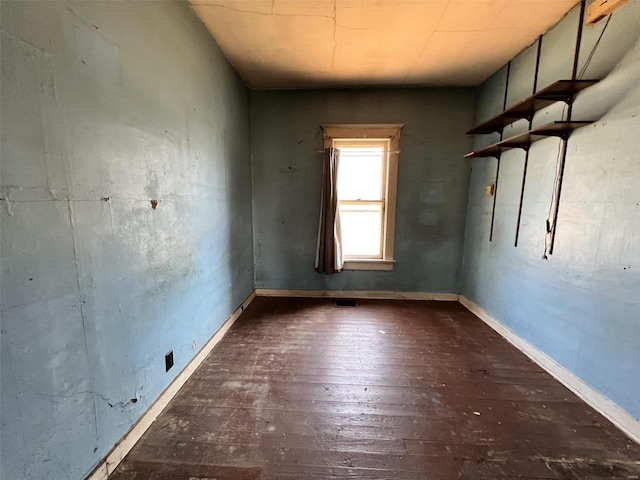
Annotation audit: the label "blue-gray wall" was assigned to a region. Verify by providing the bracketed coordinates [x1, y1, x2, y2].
[462, 3, 640, 420]
[0, 2, 253, 478]
[251, 89, 475, 292]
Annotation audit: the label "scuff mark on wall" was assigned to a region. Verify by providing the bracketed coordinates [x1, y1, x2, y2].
[420, 180, 446, 205]
[2, 189, 16, 216]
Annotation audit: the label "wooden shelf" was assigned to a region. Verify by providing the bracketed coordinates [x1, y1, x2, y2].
[464, 121, 593, 159]
[466, 80, 599, 135]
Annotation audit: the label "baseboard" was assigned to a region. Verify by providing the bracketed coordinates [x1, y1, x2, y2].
[459, 295, 640, 445]
[86, 290, 256, 480]
[255, 288, 460, 301]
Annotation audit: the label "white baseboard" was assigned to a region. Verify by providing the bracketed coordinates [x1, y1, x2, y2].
[459, 295, 640, 445]
[85, 290, 256, 480]
[255, 288, 460, 301]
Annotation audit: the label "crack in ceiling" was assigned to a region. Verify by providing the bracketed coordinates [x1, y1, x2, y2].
[190, 0, 581, 89]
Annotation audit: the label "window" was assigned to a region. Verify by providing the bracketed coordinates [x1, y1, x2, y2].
[322, 124, 403, 271]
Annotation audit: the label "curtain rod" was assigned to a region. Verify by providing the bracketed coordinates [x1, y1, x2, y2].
[315, 150, 401, 154]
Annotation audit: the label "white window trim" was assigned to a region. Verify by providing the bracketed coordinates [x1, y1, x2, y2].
[321, 123, 403, 271]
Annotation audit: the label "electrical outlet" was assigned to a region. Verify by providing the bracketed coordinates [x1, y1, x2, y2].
[191, 340, 197, 351]
[165, 350, 174, 372]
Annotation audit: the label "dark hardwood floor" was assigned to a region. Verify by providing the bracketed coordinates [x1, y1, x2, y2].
[109, 297, 640, 479]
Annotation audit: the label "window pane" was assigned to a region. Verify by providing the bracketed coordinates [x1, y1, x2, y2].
[339, 203, 382, 257]
[337, 147, 384, 201]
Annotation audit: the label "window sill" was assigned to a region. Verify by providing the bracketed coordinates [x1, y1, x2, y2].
[342, 259, 395, 271]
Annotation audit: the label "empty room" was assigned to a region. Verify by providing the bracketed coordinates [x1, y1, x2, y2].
[1, 0, 639, 478]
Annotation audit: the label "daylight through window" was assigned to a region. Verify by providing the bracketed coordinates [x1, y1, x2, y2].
[335, 140, 387, 258]
[322, 124, 402, 271]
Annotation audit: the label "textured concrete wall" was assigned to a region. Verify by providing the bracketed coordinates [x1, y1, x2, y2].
[462, 3, 640, 419]
[0, 2, 253, 478]
[250, 89, 475, 292]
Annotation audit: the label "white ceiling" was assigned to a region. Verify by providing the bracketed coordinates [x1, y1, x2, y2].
[190, 0, 580, 89]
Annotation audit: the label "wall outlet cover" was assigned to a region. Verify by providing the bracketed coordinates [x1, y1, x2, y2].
[165, 350, 174, 372]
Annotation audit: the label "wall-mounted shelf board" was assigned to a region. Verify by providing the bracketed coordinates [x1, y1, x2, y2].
[466, 80, 599, 135]
[464, 121, 593, 158]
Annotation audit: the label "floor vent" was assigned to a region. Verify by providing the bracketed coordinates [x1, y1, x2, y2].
[335, 299, 357, 307]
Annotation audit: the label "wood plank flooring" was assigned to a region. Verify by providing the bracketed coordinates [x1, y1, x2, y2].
[109, 297, 640, 479]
